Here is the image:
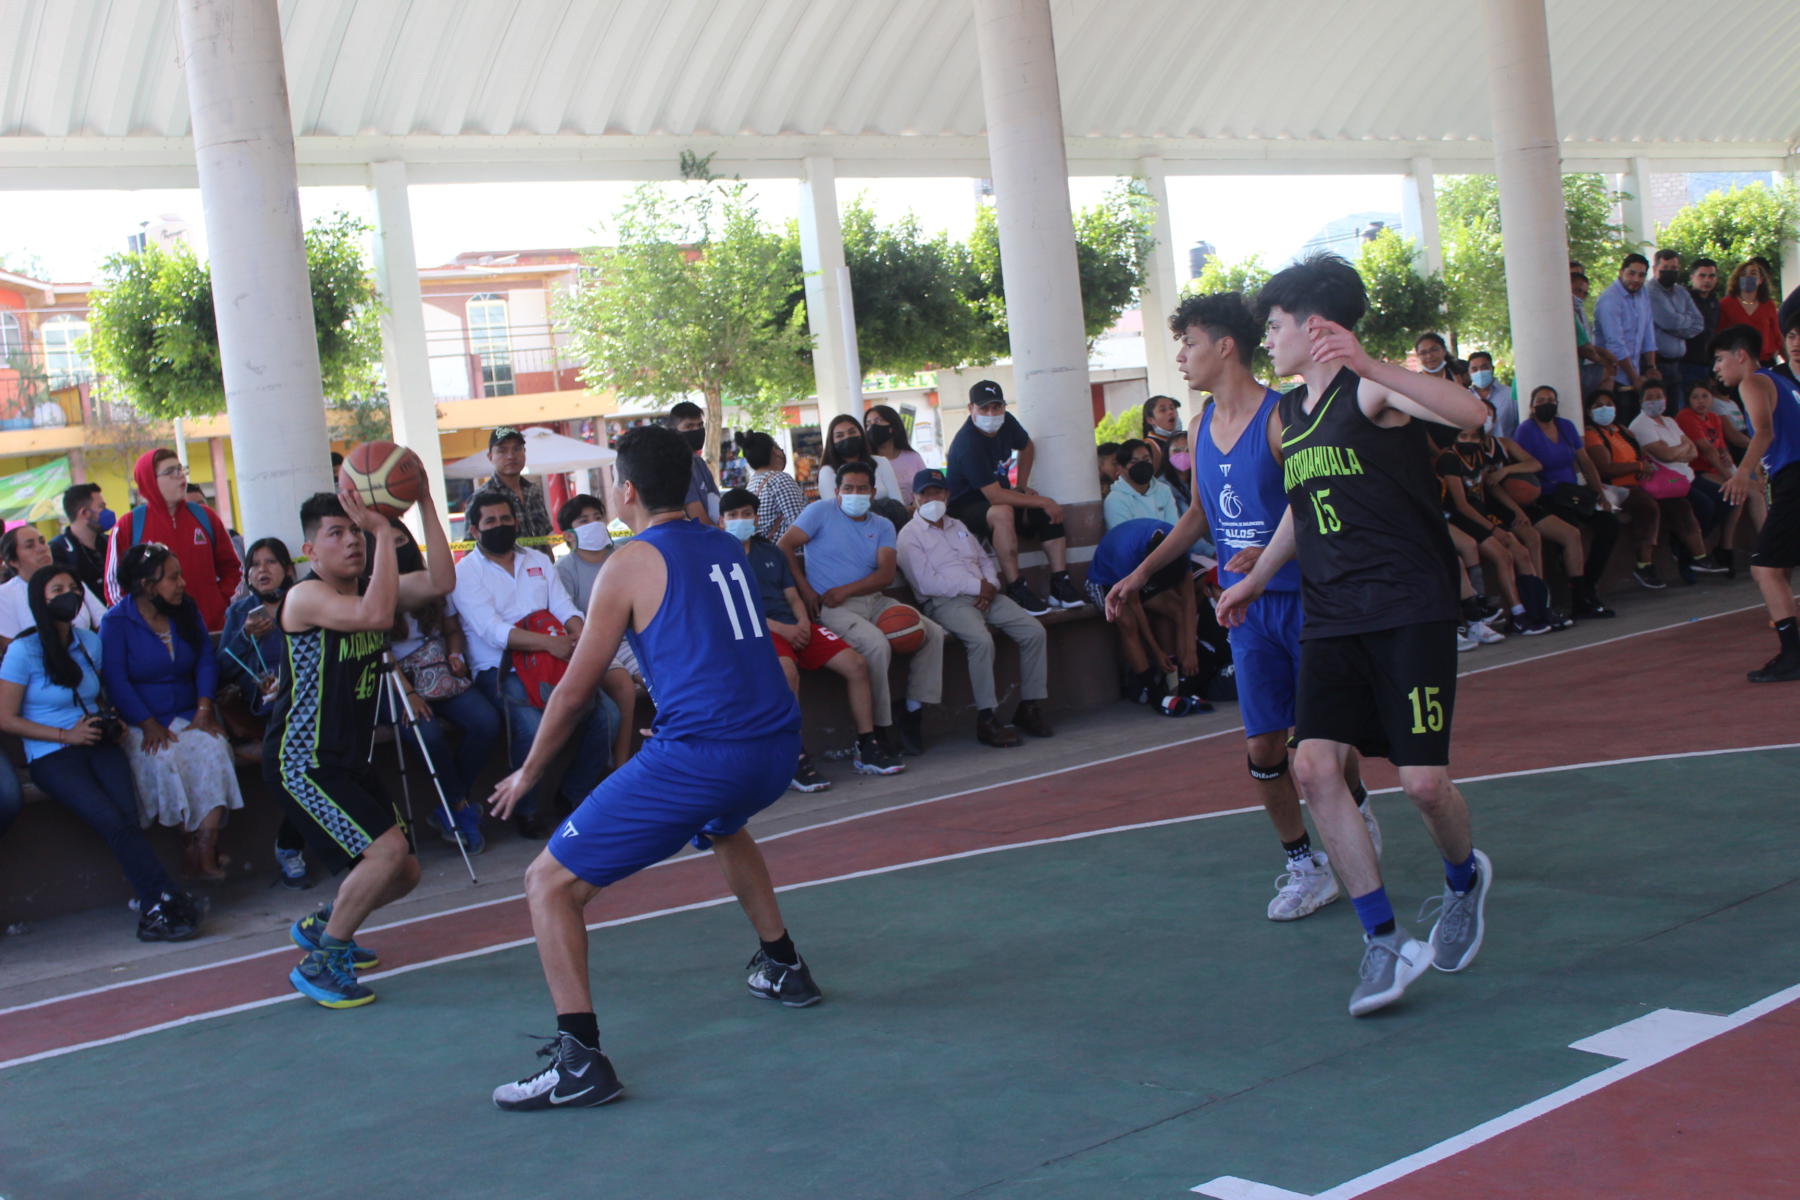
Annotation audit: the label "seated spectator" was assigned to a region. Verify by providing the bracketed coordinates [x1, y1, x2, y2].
[669, 401, 723, 523]
[719, 488, 902, 788]
[1678, 376, 1764, 565]
[1104, 439, 1181, 529]
[471, 426, 553, 539]
[1630, 379, 1733, 558]
[1097, 442, 1122, 495]
[1141, 393, 1183, 485]
[1437, 423, 1555, 635]
[1, 524, 104, 647]
[454, 490, 616, 838]
[552, 493, 640, 769]
[1085, 518, 1199, 706]
[1164, 430, 1195, 510]
[1513, 385, 1620, 616]
[1468, 399, 1590, 619]
[0, 564, 201, 940]
[864, 404, 929, 505]
[1467, 351, 1518, 438]
[945, 380, 1085, 616]
[103, 449, 241, 631]
[897, 469, 1052, 749]
[1719, 261, 1780, 365]
[741, 431, 807, 542]
[50, 482, 112, 597]
[1583, 390, 1711, 587]
[102, 543, 244, 880]
[817, 414, 909, 526]
[778, 460, 945, 757]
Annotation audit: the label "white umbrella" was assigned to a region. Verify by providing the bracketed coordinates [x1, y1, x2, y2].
[444, 425, 617, 479]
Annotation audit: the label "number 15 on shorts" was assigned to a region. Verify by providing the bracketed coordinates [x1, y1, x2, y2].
[1408, 686, 1444, 734]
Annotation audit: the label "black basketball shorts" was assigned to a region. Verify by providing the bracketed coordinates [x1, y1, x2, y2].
[1294, 620, 1458, 767]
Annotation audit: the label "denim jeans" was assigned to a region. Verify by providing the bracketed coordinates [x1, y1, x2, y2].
[0, 756, 21, 839]
[29, 743, 179, 904]
[406, 684, 505, 807]
[474, 668, 616, 818]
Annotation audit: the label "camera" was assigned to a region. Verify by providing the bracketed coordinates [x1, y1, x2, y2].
[87, 712, 125, 742]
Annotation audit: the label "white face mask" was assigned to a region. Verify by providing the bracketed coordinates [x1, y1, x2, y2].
[1470, 369, 1495, 389]
[724, 517, 757, 542]
[972, 412, 1005, 434]
[1641, 398, 1666, 418]
[918, 500, 947, 523]
[573, 523, 610, 552]
[839, 493, 872, 518]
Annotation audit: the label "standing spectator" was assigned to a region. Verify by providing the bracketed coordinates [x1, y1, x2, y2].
[1084, 519, 1199, 706]
[1572, 271, 1619, 396]
[864, 404, 929, 504]
[1719, 261, 1782, 365]
[1630, 380, 1732, 552]
[1593, 254, 1658, 423]
[669, 401, 722, 523]
[472, 426, 553, 539]
[897, 469, 1052, 748]
[741, 431, 807, 542]
[816, 414, 907, 524]
[551, 493, 640, 771]
[0, 524, 104, 646]
[454, 491, 615, 837]
[1467, 351, 1517, 437]
[1103, 439, 1181, 529]
[1513, 384, 1620, 617]
[0, 565, 201, 941]
[1678, 376, 1764, 568]
[103, 449, 241, 631]
[51, 482, 112, 597]
[1647, 250, 1705, 407]
[102, 543, 244, 880]
[944, 380, 1085, 615]
[1680, 257, 1723, 396]
[778, 460, 945, 757]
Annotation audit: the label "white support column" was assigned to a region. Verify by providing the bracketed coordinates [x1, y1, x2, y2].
[176, 0, 333, 552]
[368, 159, 450, 533]
[798, 156, 861, 427]
[1623, 155, 1655, 249]
[1781, 156, 1800, 301]
[973, 0, 1099, 507]
[1136, 157, 1184, 404]
[1409, 156, 1444, 275]
[1482, 0, 1581, 424]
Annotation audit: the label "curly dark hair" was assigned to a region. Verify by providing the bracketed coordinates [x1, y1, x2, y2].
[1168, 292, 1260, 366]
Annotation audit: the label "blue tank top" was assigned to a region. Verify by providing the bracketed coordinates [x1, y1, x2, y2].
[1197, 389, 1302, 591]
[623, 520, 801, 743]
[1752, 368, 1800, 477]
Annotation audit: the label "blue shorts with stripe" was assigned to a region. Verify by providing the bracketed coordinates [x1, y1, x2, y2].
[1229, 588, 1305, 739]
[548, 731, 802, 888]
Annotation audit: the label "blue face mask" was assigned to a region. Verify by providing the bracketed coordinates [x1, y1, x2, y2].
[1470, 369, 1495, 389]
[1591, 406, 1616, 426]
[839, 493, 872, 518]
[94, 508, 117, 533]
[725, 518, 756, 541]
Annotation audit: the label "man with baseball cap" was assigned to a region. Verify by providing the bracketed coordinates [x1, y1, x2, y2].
[897, 468, 1053, 748]
[473, 426, 553, 539]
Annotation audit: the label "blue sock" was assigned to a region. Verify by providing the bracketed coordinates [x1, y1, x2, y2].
[320, 932, 351, 951]
[1445, 853, 1478, 894]
[1350, 887, 1396, 938]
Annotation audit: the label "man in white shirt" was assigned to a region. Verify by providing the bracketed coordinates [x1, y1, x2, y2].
[455, 491, 616, 837]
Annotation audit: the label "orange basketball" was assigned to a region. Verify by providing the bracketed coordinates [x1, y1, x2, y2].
[876, 603, 926, 655]
[339, 441, 425, 518]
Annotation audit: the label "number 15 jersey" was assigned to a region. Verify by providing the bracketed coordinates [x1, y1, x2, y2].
[1277, 367, 1459, 639]
[623, 519, 802, 743]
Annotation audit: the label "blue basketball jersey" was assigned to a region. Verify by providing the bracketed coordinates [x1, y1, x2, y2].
[623, 520, 802, 743]
[1753, 368, 1800, 477]
[1197, 388, 1301, 591]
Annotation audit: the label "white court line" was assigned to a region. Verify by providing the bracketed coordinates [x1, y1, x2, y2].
[0, 606, 1767, 1018]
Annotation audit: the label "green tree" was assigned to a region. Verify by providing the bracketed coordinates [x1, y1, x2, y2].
[86, 214, 384, 421]
[1356, 228, 1450, 362]
[836, 200, 985, 375]
[1094, 407, 1143, 446]
[1656, 181, 1800, 294]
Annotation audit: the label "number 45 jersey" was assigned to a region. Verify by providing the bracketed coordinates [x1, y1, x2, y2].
[623, 519, 803, 743]
[1276, 366, 1459, 640]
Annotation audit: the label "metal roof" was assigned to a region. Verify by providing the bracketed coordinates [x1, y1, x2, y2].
[2, 0, 1797, 186]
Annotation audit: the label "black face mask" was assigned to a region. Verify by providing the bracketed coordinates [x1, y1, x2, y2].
[866, 424, 893, 449]
[47, 592, 84, 623]
[1126, 460, 1156, 485]
[151, 595, 184, 618]
[254, 584, 287, 606]
[1532, 402, 1559, 423]
[679, 428, 705, 452]
[1656, 270, 1678, 287]
[836, 436, 865, 460]
[479, 525, 519, 555]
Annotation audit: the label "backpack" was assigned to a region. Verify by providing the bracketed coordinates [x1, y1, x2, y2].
[126, 501, 222, 552]
[508, 609, 571, 709]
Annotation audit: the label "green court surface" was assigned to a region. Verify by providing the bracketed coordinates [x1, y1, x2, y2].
[4, 749, 1797, 1199]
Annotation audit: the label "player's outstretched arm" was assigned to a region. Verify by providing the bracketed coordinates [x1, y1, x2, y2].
[397, 473, 454, 610]
[1104, 504, 1208, 622]
[1309, 319, 1487, 429]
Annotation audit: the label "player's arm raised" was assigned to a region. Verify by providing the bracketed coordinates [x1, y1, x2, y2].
[1309, 319, 1487, 430]
[396, 471, 454, 610]
[285, 487, 400, 633]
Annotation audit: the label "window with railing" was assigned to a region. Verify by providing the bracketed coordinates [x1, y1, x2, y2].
[40, 315, 91, 385]
[467, 293, 514, 398]
[0, 312, 21, 362]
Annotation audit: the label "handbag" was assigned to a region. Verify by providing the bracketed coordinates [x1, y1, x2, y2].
[1642, 461, 1691, 500]
[1544, 482, 1598, 519]
[398, 629, 471, 701]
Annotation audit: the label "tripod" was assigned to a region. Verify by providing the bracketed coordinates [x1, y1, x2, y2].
[367, 652, 479, 885]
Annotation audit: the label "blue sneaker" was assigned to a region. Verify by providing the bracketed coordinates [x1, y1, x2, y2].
[289, 946, 375, 1009]
[273, 844, 308, 889]
[424, 807, 460, 847]
[290, 905, 378, 970]
[451, 803, 486, 855]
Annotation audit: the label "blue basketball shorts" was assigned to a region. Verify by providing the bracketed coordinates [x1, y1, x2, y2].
[548, 731, 802, 888]
[1228, 588, 1305, 739]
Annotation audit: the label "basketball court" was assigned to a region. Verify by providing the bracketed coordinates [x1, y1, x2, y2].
[3, 595, 1797, 1199]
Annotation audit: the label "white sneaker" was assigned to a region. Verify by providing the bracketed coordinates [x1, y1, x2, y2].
[1359, 797, 1382, 860]
[1455, 625, 1479, 652]
[1267, 853, 1341, 921]
[1469, 619, 1506, 645]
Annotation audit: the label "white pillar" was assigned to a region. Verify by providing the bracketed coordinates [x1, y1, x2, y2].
[1137, 157, 1185, 405]
[798, 156, 861, 427]
[368, 159, 450, 533]
[176, 0, 333, 552]
[973, 0, 1098, 506]
[1623, 155, 1655, 249]
[1780, 156, 1800, 301]
[1408, 157, 1444, 275]
[1481, 0, 1581, 423]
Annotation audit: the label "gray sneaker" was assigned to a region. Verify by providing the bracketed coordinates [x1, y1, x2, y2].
[1420, 848, 1492, 973]
[1347, 928, 1435, 1017]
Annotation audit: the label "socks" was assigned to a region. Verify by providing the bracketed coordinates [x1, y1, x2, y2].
[1281, 834, 1313, 866]
[1519, 574, 1550, 621]
[904, 699, 923, 714]
[1445, 852, 1478, 894]
[1777, 618, 1799, 655]
[1351, 887, 1396, 938]
[557, 1011, 600, 1049]
[760, 931, 799, 967]
[1468, 566, 1487, 597]
[319, 932, 350, 951]
[977, 707, 995, 720]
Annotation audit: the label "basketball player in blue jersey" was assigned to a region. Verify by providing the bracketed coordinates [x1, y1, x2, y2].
[489, 424, 814, 1112]
[1217, 254, 1493, 1017]
[1106, 292, 1377, 924]
[1712, 323, 1800, 682]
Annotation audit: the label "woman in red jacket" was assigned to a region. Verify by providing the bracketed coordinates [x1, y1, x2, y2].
[102, 449, 242, 631]
[1718, 261, 1781, 365]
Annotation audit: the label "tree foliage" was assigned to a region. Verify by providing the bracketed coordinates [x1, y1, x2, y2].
[1094, 407, 1143, 446]
[1655, 181, 1800, 295]
[1180, 253, 1276, 380]
[1355, 228, 1450, 362]
[836, 200, 984, 376]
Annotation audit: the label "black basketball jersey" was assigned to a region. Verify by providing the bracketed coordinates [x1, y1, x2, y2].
[265, 591, 389, 778]
[1277, 366, 1459, 638]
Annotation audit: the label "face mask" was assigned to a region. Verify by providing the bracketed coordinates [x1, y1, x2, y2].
[1423, 359, 1446, 373]
[839, 493, 871, 518]
[866, 424, 893, 449]
[1126, 461, 1156, 485]
[478, 525, 519, 555]
[972, 413, 1005, 434]
[1591, 406, 1616, 426]
[1740, 275, 1759, 293]
[254, 581, 288, 606]
[151, 594, 184, 618]
[47, 592, 84, 623]
[1657, 270, 1678, 287]
[917, 500, 947, 523]
[724, 518, 756, 541]
[573, 523, 611, 552]
[679, 428, 706, 452]
[394, 541, 424, 575]
[835, 435, 865, 459]
[1160, 415, 1184, 434]
[93, 508, 117, 533]
[1470, 369, 1495, 389]
[1533, 402, 1559, 423]
[1641, 398, 1666, 418]
[1169, 451, 1193, 473]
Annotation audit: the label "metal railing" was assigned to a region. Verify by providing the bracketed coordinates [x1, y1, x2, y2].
[0, 349, 94, 430]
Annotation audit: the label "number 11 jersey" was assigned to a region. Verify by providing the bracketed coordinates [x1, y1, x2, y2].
[624, 519, 802, 743]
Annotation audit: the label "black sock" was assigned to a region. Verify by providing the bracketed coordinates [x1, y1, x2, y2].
[1778, 618, 1799, 655]
[1371, 918, 1397, 938]
[1460, 596, 1485, 622]
[760, 931, 798, 966]
[978, 707, 995, 720]
[1281, 834, 1312, 864]
[557, 1011, 599, 1049]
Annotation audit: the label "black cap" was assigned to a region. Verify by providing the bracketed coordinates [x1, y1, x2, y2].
[489, 426, 526, 449]
[912, 468, 948, 496]
[969, 379, 1005, 406]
